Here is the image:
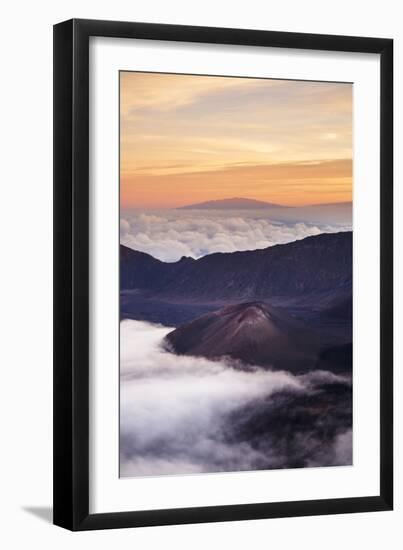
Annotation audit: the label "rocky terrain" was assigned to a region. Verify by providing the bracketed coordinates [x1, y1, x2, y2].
[120, 232, 352, 328]
[164, 301, 352, 374]
[121, 232, 351, 302]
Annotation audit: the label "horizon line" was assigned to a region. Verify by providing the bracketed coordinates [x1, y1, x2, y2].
[121, 198, 353, 210]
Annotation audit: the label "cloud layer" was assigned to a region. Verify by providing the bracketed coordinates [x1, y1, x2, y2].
[120, 209, 351, 262]
[120, 320, 352, 477]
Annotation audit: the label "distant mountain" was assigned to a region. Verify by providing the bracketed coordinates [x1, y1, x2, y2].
[178, 197, 286, 209]
[120, 232, 352, 305]
[164, 302, 321, 372]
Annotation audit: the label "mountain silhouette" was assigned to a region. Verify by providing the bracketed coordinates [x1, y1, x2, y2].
[178, 197, 285, 209]
[164, 301, 321, 372]
[120, 232, 352, 307]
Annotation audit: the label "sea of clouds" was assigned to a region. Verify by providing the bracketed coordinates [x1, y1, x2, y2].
[120, 320, 352, 477]
[120, 209, 351, 262]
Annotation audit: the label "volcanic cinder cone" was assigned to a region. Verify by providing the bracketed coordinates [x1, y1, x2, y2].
[164, 301, 321, 373]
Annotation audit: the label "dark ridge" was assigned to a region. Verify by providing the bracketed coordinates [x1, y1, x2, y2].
[120, 232, 352, 305]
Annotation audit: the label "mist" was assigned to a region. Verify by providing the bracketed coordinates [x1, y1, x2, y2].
[120, 320, 352, 477]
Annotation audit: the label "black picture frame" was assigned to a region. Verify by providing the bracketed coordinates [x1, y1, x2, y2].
[53, 18, 393, 531]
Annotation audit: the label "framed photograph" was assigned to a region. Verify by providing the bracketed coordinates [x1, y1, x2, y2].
[53, 19, 393, 530]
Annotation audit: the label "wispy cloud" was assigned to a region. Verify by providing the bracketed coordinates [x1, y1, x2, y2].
[120, 72, 352, 208]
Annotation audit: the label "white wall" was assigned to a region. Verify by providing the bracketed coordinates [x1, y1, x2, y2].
[0, 0, 401, 547]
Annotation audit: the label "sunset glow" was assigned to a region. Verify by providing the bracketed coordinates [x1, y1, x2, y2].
[120, 72, 352, 208]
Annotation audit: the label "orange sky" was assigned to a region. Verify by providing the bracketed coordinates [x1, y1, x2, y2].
[120, 72, 352, 208]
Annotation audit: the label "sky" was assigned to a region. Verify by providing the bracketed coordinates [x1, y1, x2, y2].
[120, 71, 352, 209]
